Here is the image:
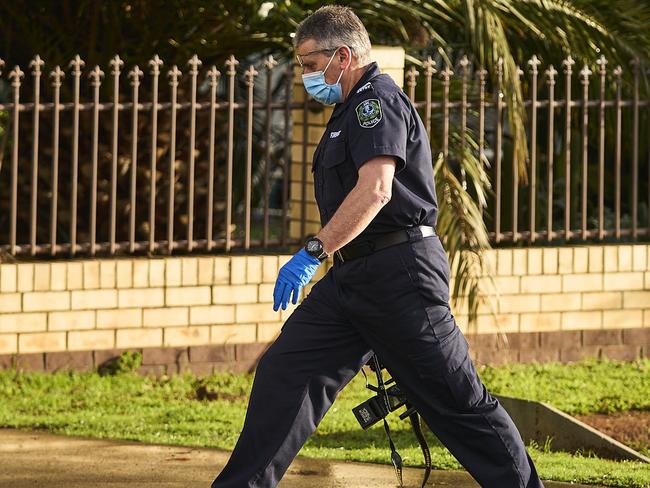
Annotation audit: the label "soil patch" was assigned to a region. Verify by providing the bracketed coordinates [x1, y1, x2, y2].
[576, 410, 650, 454]
[194, 385, 246, 402]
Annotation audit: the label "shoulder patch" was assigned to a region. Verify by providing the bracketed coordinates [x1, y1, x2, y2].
[356, 82, 372, 94]
[355, 98, 382, 128]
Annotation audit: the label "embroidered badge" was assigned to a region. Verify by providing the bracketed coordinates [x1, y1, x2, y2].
[355, 98, 382, 128]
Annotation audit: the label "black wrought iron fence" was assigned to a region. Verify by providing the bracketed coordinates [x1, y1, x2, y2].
[407, 54, 650, 245]
[0, 53, 298, 257]
[0, 52, 648, 259]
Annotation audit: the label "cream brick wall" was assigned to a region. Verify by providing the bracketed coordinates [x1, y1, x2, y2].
[0, 243, 648, 355]
[0, 254, 328, 355]
[454, 244, 650, 335]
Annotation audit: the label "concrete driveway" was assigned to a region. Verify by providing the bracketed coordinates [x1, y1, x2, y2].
[0, 428, 603, 487]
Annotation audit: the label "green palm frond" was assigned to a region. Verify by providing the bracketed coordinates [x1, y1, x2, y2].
[464, 0, 529, 183]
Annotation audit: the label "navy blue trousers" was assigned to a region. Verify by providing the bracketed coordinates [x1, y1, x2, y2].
[212, 231, 544, 488]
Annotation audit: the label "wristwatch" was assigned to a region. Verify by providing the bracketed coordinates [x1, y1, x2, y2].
[304, 236, 329, 262]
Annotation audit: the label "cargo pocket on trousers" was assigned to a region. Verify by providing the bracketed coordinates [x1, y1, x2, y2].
[444, 353, 484, 411]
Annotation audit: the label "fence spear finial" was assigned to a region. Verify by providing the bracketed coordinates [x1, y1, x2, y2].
[128, 65, 144, 86]
[264, 55, 278, 70]
[596, 55, 608, 75]
[68, 54, 85, 74]
[149, 54, 163, 75]
[545, 64, 558, 84]
[89, 65, 104, 86]
[460, 55, 470, 76]
[110, 55, 124, 76]
[168, 65, 182, 86]
[245, 65, 259, 87]
[188, 54, 202, 75]
[29, 54, 45, 76]
[8, 65, 24, 87]
[562, 55, 575, 74]
[226, 55, 239, 76]
[423, 56, 436, 76]
[50, 65, 65, 87]
[406, 65, 419, 88]
[580, 64, 592, 84]
[613, 65, 623, 81]
[528, 55, 541, 75]
[441, 63, 454, 81]
[206, 65, 221, 83]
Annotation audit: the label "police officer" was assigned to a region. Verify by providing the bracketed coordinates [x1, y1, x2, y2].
[212, 5, 544, 488]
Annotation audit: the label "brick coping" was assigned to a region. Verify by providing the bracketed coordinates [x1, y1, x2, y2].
[0, 327, 647, 376]
[0, 342, 271, 376]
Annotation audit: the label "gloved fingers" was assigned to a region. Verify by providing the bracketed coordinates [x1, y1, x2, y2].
[280, 282, 293, 310]
[291, 285, 301, 305]
[273, 280, 287, 312]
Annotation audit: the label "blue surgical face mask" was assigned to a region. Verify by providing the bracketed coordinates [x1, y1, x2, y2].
[301, 49, 347, 105]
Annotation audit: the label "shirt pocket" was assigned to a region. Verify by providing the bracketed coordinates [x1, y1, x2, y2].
[321, 138, 356, 210]
[322, 137, 347, 168]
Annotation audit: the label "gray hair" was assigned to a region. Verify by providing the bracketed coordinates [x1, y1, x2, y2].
[294, 5, 372, 65]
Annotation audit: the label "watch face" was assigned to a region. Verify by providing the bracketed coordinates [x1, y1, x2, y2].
[306, 239, 321, 253]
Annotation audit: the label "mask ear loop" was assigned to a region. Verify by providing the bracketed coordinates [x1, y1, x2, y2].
[334, 47, 350, 84]
[323, 47, 349, 85]
[322, 49, 338, 74]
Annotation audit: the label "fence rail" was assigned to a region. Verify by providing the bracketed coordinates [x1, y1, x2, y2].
[0, 52, 648, 259]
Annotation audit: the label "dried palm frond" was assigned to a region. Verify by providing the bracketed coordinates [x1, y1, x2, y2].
[434, 128, 498, 329]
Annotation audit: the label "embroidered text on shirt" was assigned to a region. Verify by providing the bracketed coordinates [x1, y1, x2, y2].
[356, 82, 372, 94]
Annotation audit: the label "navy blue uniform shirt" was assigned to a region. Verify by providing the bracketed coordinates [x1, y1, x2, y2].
[311, 62, 438, 245]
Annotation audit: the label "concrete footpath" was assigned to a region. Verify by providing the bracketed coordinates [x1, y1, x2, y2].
[0, 428, 602, 487]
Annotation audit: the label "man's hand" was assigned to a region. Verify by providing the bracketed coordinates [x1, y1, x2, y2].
[273, 248, 321, 311]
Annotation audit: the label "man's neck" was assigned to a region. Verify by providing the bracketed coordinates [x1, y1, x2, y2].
[341, 63, 370, 102]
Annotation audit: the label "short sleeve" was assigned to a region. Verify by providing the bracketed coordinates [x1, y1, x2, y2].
[347, 92, 408, 174]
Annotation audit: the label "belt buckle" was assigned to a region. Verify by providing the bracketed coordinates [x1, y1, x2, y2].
[335, 249, 345, 263]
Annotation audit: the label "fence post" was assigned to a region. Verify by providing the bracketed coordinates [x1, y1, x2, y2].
[29, 55, 44, 256]
[9, 66, 24, 256]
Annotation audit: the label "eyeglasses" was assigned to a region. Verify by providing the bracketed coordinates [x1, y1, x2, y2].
[295, 47, 338, 67]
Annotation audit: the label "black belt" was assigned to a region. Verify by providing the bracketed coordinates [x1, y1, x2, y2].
[334, 225, 435, 263]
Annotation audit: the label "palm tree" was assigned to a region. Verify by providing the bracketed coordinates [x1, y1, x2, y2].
[276, 0, 650, 326]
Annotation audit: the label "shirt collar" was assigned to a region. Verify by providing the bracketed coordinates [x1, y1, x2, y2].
[331, 62, 381, 120]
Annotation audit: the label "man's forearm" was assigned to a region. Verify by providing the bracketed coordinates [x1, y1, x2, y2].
[316, 186, 390, 256]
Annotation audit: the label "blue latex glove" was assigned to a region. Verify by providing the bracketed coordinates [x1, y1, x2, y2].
[273, 248, 321, 311]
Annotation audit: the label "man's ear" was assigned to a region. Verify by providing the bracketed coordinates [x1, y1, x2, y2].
[339, 45, 352, 68]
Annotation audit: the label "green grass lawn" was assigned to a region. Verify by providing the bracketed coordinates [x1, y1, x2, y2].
[1, 358, 649, 487]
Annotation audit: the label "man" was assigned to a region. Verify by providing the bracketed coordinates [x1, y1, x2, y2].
[212, 5, 544, 488]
